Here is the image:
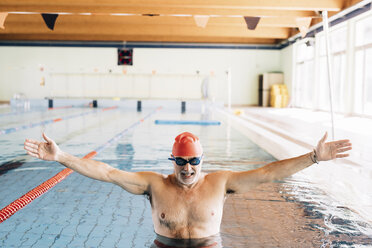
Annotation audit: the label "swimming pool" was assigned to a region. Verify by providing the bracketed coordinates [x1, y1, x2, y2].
[1, 103, 371, 247]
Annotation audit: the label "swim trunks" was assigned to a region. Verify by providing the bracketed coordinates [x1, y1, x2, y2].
[150, 233, 222, 248]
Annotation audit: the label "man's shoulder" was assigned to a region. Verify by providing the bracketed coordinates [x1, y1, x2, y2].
[137, 171, 166, 180]
[204, 170, 233, 182]
[206, 170, 233, 176]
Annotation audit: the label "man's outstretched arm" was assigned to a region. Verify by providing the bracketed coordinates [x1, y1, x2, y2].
[225, 132, 352, 194]
[24, 133, 159, 195]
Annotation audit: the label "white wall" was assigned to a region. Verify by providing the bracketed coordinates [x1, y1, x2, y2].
[0, 46, 281, 105]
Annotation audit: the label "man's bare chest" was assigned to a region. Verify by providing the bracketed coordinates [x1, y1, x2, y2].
[151, 183, 225, 229]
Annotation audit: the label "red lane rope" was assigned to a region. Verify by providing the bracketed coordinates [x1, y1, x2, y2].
[102, 106, 118, 111]
[53, 118, 63, 123]
[0, 168, 73, 223]
[48, 105, 73, 110]
[0, 108, 156, 223]
[0, 150, 98, 223]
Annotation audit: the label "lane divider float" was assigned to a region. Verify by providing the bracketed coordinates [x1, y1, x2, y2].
[154, 120, 221, 125]
[0, 107, 161, 223]
[48, 105, 73, 110]
[0, 106, 118, 135]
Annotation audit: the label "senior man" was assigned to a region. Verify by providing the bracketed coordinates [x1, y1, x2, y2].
[24, 131, 352, 247]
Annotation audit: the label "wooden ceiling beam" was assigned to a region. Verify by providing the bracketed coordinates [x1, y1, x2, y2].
[0, 22, 291, 39]
[4, 14, 307, 28]
[0, 6, 323, 18]
[0, 0, 343, 11]
[0, 34, 278, 44]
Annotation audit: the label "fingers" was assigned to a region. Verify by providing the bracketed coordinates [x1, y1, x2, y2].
[24, 138, 40, 146]
[24, 141, 38, 150]
[329, 140, 350, 146]
[24, 138, 41, 158]
[336, 154, 349, 158]
[337, 147, 352, 153]
[24, 140, 40, 154]
[317, 132, 328, 147]
[335, 144, 352, 159]
[24, 145, 38, 154]
[336, 142, 352, 148]
[26, 150, 40, 159]
[42, 132, 52, 143]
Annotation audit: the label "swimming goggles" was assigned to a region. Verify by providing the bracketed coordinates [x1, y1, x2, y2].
[168, 155, 203, 166]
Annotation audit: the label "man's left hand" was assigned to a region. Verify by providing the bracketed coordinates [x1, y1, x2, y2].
[316, 132, 352, 161]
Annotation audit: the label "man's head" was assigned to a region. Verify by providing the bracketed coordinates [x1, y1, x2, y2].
[170, 132, 203, 186]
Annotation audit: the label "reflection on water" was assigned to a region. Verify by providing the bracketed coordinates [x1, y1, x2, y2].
[283, 179, 372, 246]
[221, 178, 372, 247]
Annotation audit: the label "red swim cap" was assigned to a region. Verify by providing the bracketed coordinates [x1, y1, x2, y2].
[172, 132, 203, 157]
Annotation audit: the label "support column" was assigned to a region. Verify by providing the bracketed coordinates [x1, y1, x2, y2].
[137, 100, 142, 112]
[181, 101, 186, 113]
[48, 99, 53, 108]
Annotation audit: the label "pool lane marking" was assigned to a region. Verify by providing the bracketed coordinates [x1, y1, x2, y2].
[0, 159, 27, 176]
[0, 106, 118, 135]
[154, 120, 221, 125]
[0, 107, 161, 223]
[0, 105, 73, 117]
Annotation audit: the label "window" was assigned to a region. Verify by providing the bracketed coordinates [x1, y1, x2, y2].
[354, 14, 372, 115]
[317, 26, 347, 113]
[293, 41, 315, 108]
[355, 14, 372, 47]
[292, 11, 372, 117]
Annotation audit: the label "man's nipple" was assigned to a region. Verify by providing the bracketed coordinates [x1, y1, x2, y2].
[161, 213, 165, 219]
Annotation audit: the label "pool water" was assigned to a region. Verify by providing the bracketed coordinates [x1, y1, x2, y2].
[0, 105, 371, 247]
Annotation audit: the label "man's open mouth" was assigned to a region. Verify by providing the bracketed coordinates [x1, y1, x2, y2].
[181, 172, 195, 178]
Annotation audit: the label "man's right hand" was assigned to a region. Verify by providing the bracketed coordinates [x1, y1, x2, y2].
[24, 133, 60, 161]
